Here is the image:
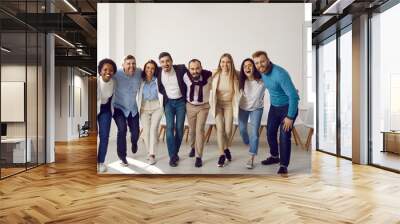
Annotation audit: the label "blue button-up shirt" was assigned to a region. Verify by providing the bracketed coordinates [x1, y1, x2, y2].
[113, 68, 142, 117]
[142, 77, 159, 101]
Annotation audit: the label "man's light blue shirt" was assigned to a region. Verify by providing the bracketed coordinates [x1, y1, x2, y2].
[113, 68, 142, 118]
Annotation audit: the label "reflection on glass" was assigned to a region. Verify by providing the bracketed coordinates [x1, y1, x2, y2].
[0, 1, 47, 179]
[371, 3, 400, 171]
[340, 30, 352, 158]
[27, 32, 38, 169]
[1, 31, 28, 177]
[318, 37, 337, 154]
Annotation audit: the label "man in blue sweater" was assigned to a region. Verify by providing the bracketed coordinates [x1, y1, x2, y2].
[252, 51, 299, 175]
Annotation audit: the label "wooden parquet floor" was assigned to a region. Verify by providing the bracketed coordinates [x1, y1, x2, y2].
[1, 136, 400, 224]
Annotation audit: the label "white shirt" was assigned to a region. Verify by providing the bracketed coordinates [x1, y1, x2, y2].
[161, 67, 182, 99]
[239, 79, 265, 111]
[97, 77, 114, 114]
[183, 73, 211, 105]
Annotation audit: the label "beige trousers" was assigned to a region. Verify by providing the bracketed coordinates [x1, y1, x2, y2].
[186, 102, 210, 158]
[215, 100, 233, 155]
[140, 101, 163, 156]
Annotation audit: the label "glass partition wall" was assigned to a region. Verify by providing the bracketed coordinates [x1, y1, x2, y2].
[339, 28, 352, 159]
[370, 2, 400, 172]
[317, 35, 337, 155]
[316, 26, 352, 159]
[0, 1, 46, 179]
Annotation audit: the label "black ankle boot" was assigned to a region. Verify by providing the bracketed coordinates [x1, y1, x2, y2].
[131, 144, 138, 154]
[217, 155, 226, 167]
[277, 166, 288, 175]
[195, 157, 202, 167]
[224, 149, 232, 161]
[189, 148, 195, 157]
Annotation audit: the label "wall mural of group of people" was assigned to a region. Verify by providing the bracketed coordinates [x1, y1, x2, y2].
[97, 51, 299, 175]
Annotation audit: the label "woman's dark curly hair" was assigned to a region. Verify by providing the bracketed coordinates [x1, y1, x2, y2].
[141, 59, 158, 81]
[239, 58, 261, 91]
[98, 58, 117, 76]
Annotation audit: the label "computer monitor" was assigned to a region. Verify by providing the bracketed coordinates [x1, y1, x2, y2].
[1, 123, 7, 137]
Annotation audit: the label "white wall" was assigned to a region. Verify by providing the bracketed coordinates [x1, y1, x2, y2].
[54, 67, 89, 141]
[97, 3, 136, 67]
[98, 3, 310, 140]
[98, 3, 307, 106]
[55, 66, 68, 141]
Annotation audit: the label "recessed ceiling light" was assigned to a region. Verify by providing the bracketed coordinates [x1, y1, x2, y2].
[63, 0, 78, 12]
[1, 47, 11, 53]
[78, 67, 93, 76]
[323, 0, 354, 15]
[54, 34, 75, 48]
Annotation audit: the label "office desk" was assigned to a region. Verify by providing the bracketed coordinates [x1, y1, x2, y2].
[1, 138, 31, 163]
[381, 131, 400, 154]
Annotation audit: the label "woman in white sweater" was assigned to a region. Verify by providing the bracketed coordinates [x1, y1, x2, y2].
[238, 58, 266, 169]
[97, 58, 117, 173]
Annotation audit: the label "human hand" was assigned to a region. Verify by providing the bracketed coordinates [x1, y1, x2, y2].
[282, 117, 293, 132]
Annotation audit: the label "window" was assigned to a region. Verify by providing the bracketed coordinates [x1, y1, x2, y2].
[339, 28, 352, 158]
[317, 36, 337, 154]
[371, 2, 400, 171]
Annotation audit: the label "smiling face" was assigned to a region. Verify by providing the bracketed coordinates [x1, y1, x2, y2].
[220, 56, 232, 73]
[189, 61, 202, 78]
[243, 60, 254, 79]
[122, 58, 136, 75]
[100, 63, 115, 82]
[253, 54, 270, 74]
[160, 56, 173, 72]
[145, 62, 156, 81]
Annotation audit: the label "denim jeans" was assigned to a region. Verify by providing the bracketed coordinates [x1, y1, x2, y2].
[266, 105, 298, 167]
[164, 98, 186, 159]
[113, 108, 140, 161]
[97, 97, 112, 163]
[238, 108, 263, 155]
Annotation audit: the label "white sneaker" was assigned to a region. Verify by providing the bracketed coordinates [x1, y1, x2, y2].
[148, 155, 156, 165]
[246, 158, 254, 169]
[98, 163, 107, 173]
[120, 160, 129, 167]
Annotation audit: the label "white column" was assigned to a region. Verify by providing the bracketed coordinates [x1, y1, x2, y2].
[46, 32, 55, 163]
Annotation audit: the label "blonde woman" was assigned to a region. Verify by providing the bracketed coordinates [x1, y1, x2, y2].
[209, 53, 240, 167]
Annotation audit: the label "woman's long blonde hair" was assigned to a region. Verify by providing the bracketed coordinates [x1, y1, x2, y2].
[214, 53, 237, 85]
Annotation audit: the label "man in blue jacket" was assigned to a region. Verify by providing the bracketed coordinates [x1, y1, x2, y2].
[252, 51, 299, 175]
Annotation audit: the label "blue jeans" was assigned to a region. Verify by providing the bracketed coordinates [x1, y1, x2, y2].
[113, 108, 140, 161]
[266, 105, 298, 167]
[238, 108, 263, 155]
[164, 98, 186, 159]
[97, 99, 112, 163]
